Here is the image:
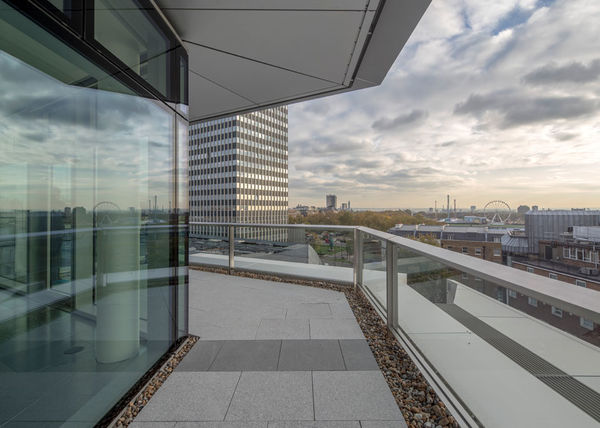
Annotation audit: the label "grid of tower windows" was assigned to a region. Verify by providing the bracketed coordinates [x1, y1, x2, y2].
[189, 106, 288, 241]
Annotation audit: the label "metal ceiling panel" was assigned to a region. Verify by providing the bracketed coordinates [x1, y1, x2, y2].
[165, 9, 364, 83]
[186, 42, 341, 104]
[157, 0, 374, 11]
[155, 0, 430, 122]
[355, 0, 431, 85]
[188, 71, 255, 118]
[343, 9, 376, 86]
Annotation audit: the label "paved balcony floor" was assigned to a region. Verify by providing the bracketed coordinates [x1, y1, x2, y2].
[132, 270, 407, 427]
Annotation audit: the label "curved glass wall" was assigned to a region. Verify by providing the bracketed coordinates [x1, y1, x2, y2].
[0, 1, 188, 426]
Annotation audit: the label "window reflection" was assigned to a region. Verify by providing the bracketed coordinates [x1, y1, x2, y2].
[0, 2, 186, 425]
[94, 0, 170, 97]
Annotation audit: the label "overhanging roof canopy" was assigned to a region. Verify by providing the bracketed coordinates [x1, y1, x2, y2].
[156, 0, 431, 122]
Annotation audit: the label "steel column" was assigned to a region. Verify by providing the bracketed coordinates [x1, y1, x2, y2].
[354, 228, 363, 290]
[228, 225, 234, 273]
[386, 242, 398, 329]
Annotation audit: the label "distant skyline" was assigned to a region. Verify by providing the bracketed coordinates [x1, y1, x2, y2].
[288, 0, 600, 209]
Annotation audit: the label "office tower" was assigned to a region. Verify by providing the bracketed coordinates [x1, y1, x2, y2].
[326, 194, 338, 210]
[189, 107, 288, 241]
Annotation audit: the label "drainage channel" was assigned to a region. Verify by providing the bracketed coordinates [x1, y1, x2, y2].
[438, 303, 600, 423]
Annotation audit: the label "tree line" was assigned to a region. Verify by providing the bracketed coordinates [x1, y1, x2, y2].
[288, 210, 437, 232]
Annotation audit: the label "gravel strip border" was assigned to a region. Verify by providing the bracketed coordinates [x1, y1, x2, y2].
[193, 266, 459, 428]
[110, 335, 199, 427]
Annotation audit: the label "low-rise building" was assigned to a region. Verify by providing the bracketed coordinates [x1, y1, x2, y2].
[388, 224, 509, 263]
[511, 225, 600, 291]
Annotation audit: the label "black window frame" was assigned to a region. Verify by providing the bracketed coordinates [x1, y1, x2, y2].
[31, 0, 84, 34]
[14, 0, 188, 108]
[82, 0, 186, 105]
[6, 0, 154, 100]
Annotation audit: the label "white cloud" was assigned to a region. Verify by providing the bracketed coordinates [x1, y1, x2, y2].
[288, 0, 600, 210]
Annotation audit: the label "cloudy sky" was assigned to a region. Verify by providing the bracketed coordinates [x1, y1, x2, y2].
[0, 48, 177, 212]
[288, 0, 600, 210]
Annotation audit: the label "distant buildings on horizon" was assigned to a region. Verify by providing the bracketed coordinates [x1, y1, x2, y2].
[289, 194, 352, 217]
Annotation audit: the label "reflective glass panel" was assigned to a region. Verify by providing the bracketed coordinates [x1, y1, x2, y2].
[94, 0, 170, 96]
[0, 2, 185, 425]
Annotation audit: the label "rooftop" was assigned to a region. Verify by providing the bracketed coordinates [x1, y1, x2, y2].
[132, 222, 600, 428]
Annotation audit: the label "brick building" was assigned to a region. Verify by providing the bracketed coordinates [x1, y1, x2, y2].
[511, 226, 600, 291]
[389, 224, 508, 264]
[441, 240, 503, 263]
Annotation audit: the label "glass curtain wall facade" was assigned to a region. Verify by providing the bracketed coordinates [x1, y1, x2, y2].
[189, 107, 288, 241]
[0, 1, 188, 426]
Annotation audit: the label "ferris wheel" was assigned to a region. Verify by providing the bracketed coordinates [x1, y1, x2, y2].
[483, 200, 512, 224]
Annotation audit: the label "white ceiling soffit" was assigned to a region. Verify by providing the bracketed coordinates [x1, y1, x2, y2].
[156, 0, 431, 122]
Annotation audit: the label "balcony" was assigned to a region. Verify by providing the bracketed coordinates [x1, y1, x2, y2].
[127, 222, 600, 428]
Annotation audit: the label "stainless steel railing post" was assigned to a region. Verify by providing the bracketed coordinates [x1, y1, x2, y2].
[354, 228, 363, 290]
[228, 225, 234, 273]
[386, 241, 398, 329]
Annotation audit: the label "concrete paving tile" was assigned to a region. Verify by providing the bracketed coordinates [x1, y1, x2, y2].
[230, 304, 286, 320]
[192, 323, 261, 340]
[278, 340, 345, 371]
[339, 340, 379, 371]
[189, 302, 273, 325]
[209, 316, 265, 331]
[268, 422, 361, 427]
[176, 341, 222, 371]
[256, 319, 310, 340]
[176, 423, 267, 428]
[313, 372, 402, 421]
[286, 303, 332, 319]
[209, 340, 281, 371]
[226, 372, 313, 421]
[136, 372, 240, 422]
[360, 421, 408, 428]
[309, 319, 364, 340]
[329, 302, 356, 319]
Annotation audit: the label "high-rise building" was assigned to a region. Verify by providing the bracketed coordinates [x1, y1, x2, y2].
[326, 194, 337, 210]
[189, 107, 288, 240]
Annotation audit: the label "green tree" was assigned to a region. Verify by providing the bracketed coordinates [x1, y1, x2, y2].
[288, 210, 437, 232]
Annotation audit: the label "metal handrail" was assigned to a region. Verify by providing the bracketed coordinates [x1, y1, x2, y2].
[359, 226, 600, 323]
[189, 221, 600, 323]
[190, 221, 355, 232]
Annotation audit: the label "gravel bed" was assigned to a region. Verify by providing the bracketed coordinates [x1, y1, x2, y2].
[111, 335, 199, 427]
[192, 266, 459, 428]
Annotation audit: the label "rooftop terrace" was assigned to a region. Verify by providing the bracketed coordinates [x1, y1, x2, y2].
[162, 222, 600, 428]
